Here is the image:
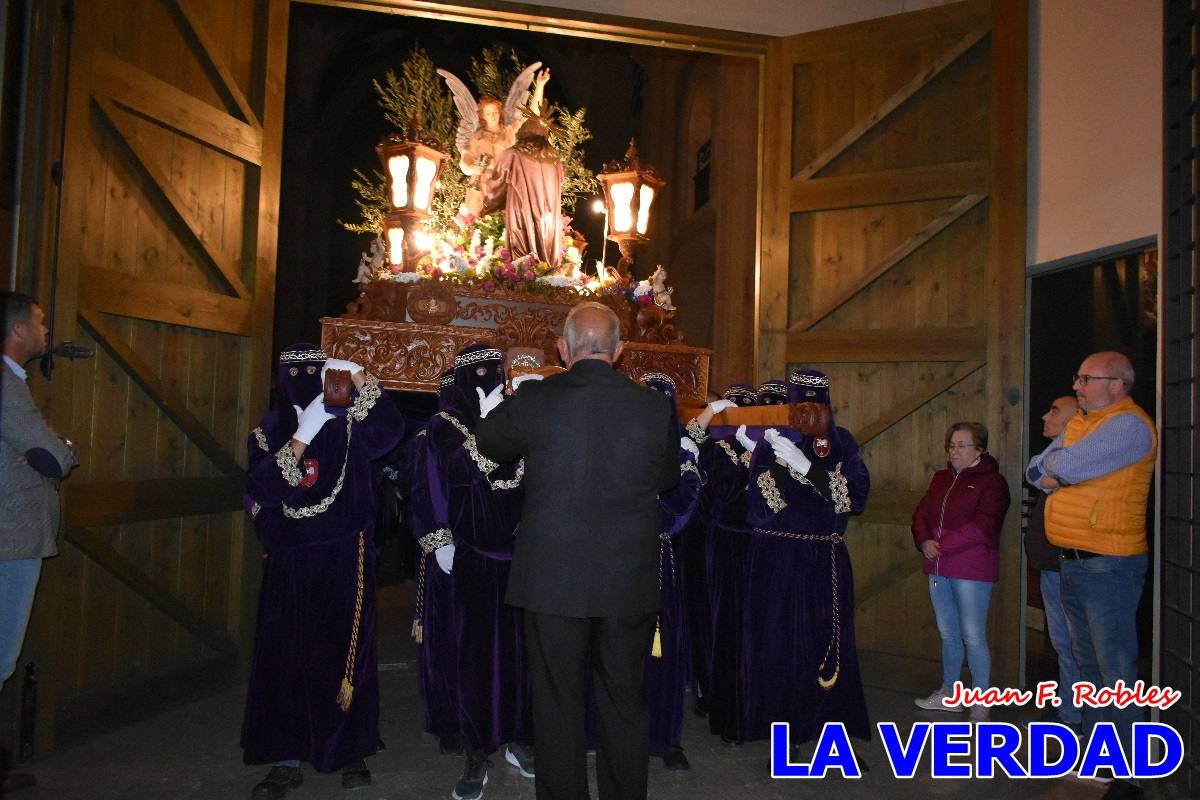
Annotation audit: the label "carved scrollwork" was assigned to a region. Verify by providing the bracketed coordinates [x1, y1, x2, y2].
[495, 308, 567, 355]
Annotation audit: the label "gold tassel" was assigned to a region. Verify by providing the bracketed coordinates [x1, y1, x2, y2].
[651, 618, 662, 658]
[411, 619, 424, 644]
[337, 677, 354, 711]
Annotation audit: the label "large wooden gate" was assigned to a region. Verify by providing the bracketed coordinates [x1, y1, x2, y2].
[758, 0, 1026, 681]
[19, 0, 289, 749]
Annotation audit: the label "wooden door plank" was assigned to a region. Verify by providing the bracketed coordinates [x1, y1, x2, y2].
[79, 266, 253, 335]
[795, 30, 988, 181]
[78, 309, 244, 478]
[855, 360, 985, 445]
[65, 527, 236, 656]
[786, 325, 985, 363]
[791, 194, 987, 331]
[93, 51, 262, 165]
[168, 0, 263, 129]
[790, 160, 988, 211]
[96, 97, 251, 299]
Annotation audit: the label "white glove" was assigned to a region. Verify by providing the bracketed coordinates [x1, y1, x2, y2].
[511, 373, 544, 391]
[434, 543, 455, 574]
[320, 358, 364, 381]
[292, 395, 335, 444]
[477, 384, 505, 418]
[707, 398, 737, 415]
[735, 424, 756, 452]
[679, 436, 700, 459]
[764, 428, 812, 475]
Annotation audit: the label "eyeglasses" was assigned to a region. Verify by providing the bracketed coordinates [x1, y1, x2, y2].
[1072, 373, 1120, 386]
[945, 443, 978, 452]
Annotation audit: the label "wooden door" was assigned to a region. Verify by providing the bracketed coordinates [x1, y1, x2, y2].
[18, 0, 289, 750]
[758, 0, 1026, 682]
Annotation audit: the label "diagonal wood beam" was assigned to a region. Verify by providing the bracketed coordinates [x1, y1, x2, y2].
[66, 527, 237, 656]
[855, 360, 986, 445]
[790, 160, 988, 212]
[787, 326, 985, 363]
[166, 0, 262, 130]
[855, 558, 925, 611]
[852, 489, 927, 527]
[95, 97, 251, 299]
[92, 51, 261, 165]
[792, 194, 987, 332]
[78, 309, 245, 479]
[795, 30, 989, 181]
[80, 266, 253, 336]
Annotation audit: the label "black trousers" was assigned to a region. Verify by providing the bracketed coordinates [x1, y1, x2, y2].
[524, 609, 657, 800]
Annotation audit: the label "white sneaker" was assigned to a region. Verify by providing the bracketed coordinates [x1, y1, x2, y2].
[914, 688, 961, 712]
[969, 705, 990, 722]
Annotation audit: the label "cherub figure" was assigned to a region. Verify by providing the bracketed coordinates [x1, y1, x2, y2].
[651, 265, 675, 311]
[438, 63, 550, 219]
[353, 238, 385, 284]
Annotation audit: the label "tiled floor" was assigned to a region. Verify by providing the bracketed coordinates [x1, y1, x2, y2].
[14, 588, 1186, 799]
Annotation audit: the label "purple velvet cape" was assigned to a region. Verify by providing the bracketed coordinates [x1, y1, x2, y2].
[737, 425, 871, 744]
[409, 427, 463, 743]
[699, 437, 755, 741]
[644, 446, 702, 756]
[241, 378, 403, 772]
[426, 410, 530, 753]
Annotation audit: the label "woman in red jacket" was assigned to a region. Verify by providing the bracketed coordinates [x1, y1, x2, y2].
[911, 422, 1010, 721]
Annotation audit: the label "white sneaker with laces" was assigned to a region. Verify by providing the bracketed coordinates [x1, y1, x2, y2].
[914, 688, 962, 712]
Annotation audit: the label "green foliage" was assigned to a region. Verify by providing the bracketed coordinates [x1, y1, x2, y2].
[372, 49, 455, 147]
[547, 105, 599, 215]
[468, 45, 524, 102]
[338, 168, 388, 235]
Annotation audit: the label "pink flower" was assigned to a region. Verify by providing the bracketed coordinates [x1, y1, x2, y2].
[389, 264, 402, 274]
[523, 271, 535, 281]
[639, 294, 653, 305]
[483, 280, 497, 292]
[431, 268, 444, 279]
[498, 248, 512, 262]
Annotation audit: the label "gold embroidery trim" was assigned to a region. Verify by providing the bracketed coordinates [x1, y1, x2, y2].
[829, 463, 851, 514]
[276, 444, 303, 486]
[253, 427, 269, 453]
[348, 373, 382, 421]
[717, 440, 741, 466]
[680, 459, 700, 477]
[740, 451, 752, 469]
[437, 412, 499, 475]
[418, 528, 453, 555]
[685, 418, 709, 444]
[489, 459, 525, 490]
[757, 470, 787, 513]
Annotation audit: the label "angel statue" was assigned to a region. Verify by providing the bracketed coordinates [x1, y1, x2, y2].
[437, 62, 550, 220]
[651, 264, 676, 311]
[353, 237, 385, 284]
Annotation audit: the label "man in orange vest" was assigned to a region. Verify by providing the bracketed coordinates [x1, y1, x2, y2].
[1026, 351, 1155, 800]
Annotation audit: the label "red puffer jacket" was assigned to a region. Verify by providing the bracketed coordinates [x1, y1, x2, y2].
[911, 453, 1010, 583]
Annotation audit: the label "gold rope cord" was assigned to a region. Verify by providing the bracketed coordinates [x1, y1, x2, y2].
[337, 531, 366, 711]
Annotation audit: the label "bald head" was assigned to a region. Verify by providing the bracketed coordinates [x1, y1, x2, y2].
[560, 302, 622, 366]
[1073, 351, 1134, 412]
[1041, 395, 1078, 439]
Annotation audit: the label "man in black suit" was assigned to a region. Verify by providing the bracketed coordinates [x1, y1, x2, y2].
[476, 301, 679, 800]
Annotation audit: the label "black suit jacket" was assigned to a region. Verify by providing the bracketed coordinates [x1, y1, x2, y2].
[476, 358, 679, 617]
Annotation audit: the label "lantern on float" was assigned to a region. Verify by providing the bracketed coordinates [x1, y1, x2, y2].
[376, 121, 448, 271]
[597, 139, 665, 280]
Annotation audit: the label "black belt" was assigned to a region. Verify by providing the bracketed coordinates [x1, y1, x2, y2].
[1060, 548, 1105, 560]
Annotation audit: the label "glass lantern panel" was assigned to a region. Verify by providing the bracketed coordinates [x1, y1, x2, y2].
[414, 156, 437, 210]
[636, 185, 655, 235]
[388, 155, 410, 208]
[610, 182, 635, 232]
[386, 226, 406, 266]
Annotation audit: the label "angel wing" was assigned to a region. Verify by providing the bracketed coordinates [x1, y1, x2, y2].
[436, 68, 479, 156]
[504, 61, 543, 127]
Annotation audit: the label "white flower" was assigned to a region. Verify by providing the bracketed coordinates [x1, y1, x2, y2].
[537, 274, 582, 287]
[385, 271, 424, 283]
[633, 280, 652, 297]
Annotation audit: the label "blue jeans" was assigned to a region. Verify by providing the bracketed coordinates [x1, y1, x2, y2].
[1060, 553, 1146, 776]
[1039, 569, 1082, 724]
[0, 558, 43, 689]
[928, 575, 993, 689]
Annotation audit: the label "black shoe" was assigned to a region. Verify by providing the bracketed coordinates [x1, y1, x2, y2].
[1100, 781, 1144, 800]
[720, 734, 743, 747]
[693, 695, 709, 718]
[440, 735, 464, 755]
[341, 760, 372, 790]
[451, 751, 490, 800]
[251, 765, 302, 800]
[662, 746, 690, 771]
[505, 743, 535, 778]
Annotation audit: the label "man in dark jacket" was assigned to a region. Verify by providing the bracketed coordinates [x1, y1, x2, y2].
[476, 301, 679, 800]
